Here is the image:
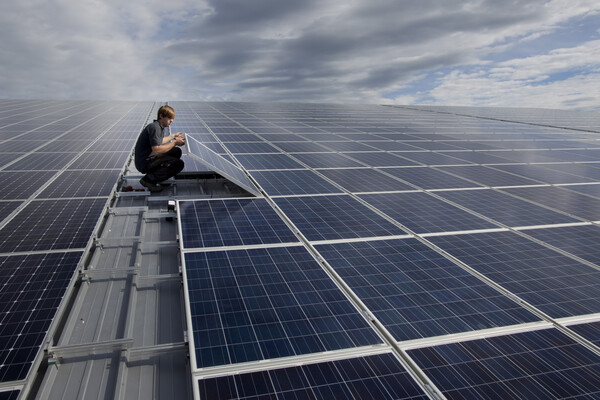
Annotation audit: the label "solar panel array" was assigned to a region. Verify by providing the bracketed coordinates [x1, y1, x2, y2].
[173, 101, 600, 399]
[0, 100, 153, 394]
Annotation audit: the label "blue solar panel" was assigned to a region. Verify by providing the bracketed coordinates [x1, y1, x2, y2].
[290, 152, 363, 168]
[37, 170, 120, 198]
[250, 169, 343, 196]
[437, 166, 540, 187]
[359, 192, 497, 233]
[408, 328, 600, 399]
[494, 164, 595, 184]
[522, 225, 600, 266]
[396, 152, 473, 165]
[272, 141, 330, 153]
[569, 321, 600, 346]
[0, 198, 106, 252]
[0, 171, 57, 200]
[274, 195, 406, 241]
[502, 186, 600, 221]
[560, 183, 600, 198]
[437, 189, 578, 227]
[383, 167, 481, 190]
[317, 168, 414, 192]
[318, 141, 377, 152]
[234, 153, 304, 170]
[186, 135, 261, 196]
[184, 246, 383, 368]
[197, 353, 429, 400]
[179, 198, 299, 249]
[367, 141, 422, 151]
[438, 151, 514, 165]
[344, 152, 419, 167]
[67, 151, 129, 169]
[0, 252, 82, 382]
[315, 239, 539, 341]
[4, 153, 77, 171]
[222, 142, 280, 154]
[542, 163, 600, 180]
[429, 231, 600, 318]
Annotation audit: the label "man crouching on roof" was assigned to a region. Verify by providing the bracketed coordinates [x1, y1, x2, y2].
[134, 105, 185, 192]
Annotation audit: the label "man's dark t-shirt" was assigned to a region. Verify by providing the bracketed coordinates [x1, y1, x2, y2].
[134, 120, 165, 172]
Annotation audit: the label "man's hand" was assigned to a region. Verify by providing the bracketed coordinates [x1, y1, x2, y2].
[174, 132, 186, 146]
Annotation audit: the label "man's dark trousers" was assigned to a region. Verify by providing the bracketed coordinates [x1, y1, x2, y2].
[142, 147, 184, 183]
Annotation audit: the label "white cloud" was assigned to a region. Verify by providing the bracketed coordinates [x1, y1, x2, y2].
[427, 39, 600, 109]
[0, 0, 599, 108]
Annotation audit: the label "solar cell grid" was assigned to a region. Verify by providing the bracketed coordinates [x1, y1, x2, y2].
[67, 151, 129, 169]
[0, 251, 82, 382]
[359, 192, 497, 233]
[273, 195, 406, 241]
[184, 246, 383, 368]
[197, 353, 429, 400]
[408, 328, 600, 399]
[250, 169, 342, 196]
[233, 153, 304, 170]
[272, 141, 330, 153]
[179, 198, 299, 249]
[290, 152, 362, 168]
[493, 164, 595, 184]
[344, 152, 419, 167]
[0, 198, 106, 253]
[429, 230, 600, 318]
[436, 189, 578, 227]
[501, 186, 600, 221]
[382, 167, 480, 190]
[522, 224, 600, 266]
[221, 142, 280, 154]
[315, 239, 539, 341]
[0, 171, 57, 200]
[186, 135, 261, 196]
[317, 168, 414, 192]
[6, 153, 80, 172]
[436, 165, 540, 187]
[37, 170, 120, 198]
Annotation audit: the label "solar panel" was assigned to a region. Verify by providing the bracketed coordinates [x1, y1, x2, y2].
[233, 153, 304, 170]
[183, 246, 383, 368]
[359, 192, 497, 233]
[494, 164, 595, 184]
[317, 168, 414, 192]
[436, 189, 578, 227]
[250, 169, 343, 196]
[0, 198, 106, 253]
[521, 224, 600, 266]
[4, 153, 77, 171]
[0, 252, 82, 382]
[344, 152, 419, 167]
[0, 171, 57, 200]
[197, 353, 429, 400]
[436, 165, 540, 187]
[67, 151, 129, 169]
[37, 170, 120, 198]
[290, 152, 363, 168]
[274, 195, 407, 241]
[186, 135, 261, 196]
[569, 321, 600, 346]
[178, 198, 299, 249]
[501, 186, 600, 221]
[429, 230, 600, 318]
[407, 328, 600, 399]
[382, 167, 481, 190]
[315, 239, 539, 341]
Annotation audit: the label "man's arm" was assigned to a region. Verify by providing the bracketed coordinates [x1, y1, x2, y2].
[151, 132, 185, 155]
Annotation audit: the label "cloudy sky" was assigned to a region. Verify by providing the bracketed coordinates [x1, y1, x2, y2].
[1, 0, 599, 109]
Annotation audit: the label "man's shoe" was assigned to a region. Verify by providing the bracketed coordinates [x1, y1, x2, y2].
[140, 176, 163, 192]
